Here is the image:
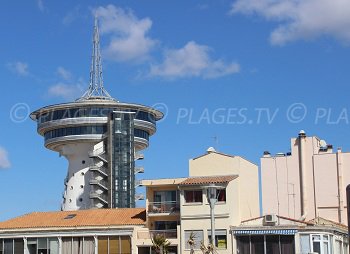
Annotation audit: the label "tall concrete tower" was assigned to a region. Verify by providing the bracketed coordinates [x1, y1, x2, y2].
[30, 18, 163, 211]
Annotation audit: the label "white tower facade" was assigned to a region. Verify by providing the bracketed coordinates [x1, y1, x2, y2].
[30, 18, 163, 211]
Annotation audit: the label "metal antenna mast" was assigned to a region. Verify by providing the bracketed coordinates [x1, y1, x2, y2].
[79, 17, 114, 101]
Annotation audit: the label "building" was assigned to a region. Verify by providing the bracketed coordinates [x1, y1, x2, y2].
[261, 130, 350, 225]
[30, 18, 163, 211]
[1, 146, 349, 254]
[231, 215, 348, 254]
[141, 148, 260, 254]
[0, 209, 145, 254]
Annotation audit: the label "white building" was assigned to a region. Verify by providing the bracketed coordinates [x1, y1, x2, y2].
[231, 215, 348, 254]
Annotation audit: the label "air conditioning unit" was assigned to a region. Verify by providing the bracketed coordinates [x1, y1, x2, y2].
[263, 214, 277, 225]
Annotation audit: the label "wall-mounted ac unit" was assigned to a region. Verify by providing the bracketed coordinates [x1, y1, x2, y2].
[263, 214, 277, 225]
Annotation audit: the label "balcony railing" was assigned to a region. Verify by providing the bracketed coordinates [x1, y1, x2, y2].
[89, 192, 108, 204]
[137, 229, 177, 239]
[148, 201, 180, 214]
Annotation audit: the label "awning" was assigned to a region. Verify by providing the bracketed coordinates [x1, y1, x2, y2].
[231, 229, 297, 235]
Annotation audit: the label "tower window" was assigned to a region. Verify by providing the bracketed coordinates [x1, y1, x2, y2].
[82, 160, 85, 164]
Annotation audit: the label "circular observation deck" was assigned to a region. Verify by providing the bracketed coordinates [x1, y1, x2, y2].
[30, 99, 163, 152]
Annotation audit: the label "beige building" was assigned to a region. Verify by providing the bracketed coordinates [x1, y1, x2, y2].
[0, 208, 145, 254]
[261, 130, 350, 224]
[142, 148, 260, 253]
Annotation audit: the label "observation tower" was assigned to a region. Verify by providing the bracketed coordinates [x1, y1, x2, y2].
[30, 18, 163, 211]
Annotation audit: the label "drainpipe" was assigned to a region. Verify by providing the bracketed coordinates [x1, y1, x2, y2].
[336, 148, 344, 223]
[298, 130, 308, 221]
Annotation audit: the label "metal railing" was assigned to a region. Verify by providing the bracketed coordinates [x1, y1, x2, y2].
[89, 192, 108, 203]
[148, 201, 180, 214]
[137, 229, 177, 239]
[90, 179, 108, 187]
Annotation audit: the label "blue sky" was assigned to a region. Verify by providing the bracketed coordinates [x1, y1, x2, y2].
[1, 0, 350, 221]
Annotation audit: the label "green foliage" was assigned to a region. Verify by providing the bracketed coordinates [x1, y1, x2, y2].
[151, 233, 171, 254]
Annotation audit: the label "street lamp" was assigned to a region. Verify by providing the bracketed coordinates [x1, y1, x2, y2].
[207, 184, 224, 249]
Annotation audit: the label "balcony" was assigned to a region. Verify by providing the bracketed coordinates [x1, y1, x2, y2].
[89, 165, 108, 177]
[148, 201, 180, 215]
[137, 229, 178, 239]
[89, 192, 108, 204]
[89, 179, 108, 190]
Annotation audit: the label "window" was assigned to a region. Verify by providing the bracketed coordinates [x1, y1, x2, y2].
[185, 230, 203, 250]
[266, 235, 279, 254]
[154, 221, 177, 230]
[98, 236, 131, 254]
[61, 236, 93, 254]
[184, 190, 202, 203]
[217, 189, 226, 202]
[208, 230, 227, 249]
[300, 234, 310, 253]
[4, 239, 13, 254]
[251, 235, 264, 254]
[236, 235, 295, 254]
[27, 238, 59, 254]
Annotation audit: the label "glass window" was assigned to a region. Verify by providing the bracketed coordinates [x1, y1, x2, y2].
[266, 235, 279, 254]
[49, 238, 59, 254]
[98, 236, 108, 254]
[14, 239, 24, 254]
[155, 221, 177, 230]
[217, 189, 226, 202]
[280, 235, 294, 254]
[300, 234, 310, 254]
[184, 190, 202, 203]
[109, 236, 119, 254]
[120, 236, 131, 254]
[237, 236, 250, 254]
[4, 239, 13, 254]
[208, 230, 227, 249]
[250, 235, 264, 254]
[343, 242, 348, 254]
[185, 230, 203, 250]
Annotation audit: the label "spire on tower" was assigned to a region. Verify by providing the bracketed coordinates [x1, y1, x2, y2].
[79, 16, 115, 101]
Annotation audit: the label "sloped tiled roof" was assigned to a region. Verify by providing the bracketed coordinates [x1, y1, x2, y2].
[0, 208, 146, 230]
[180, 175, 238, 185]
[309, 217, 348, 229]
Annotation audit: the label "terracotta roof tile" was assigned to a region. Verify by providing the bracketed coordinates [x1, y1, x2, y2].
[0, 208, 146, 230]
[180, 175, 238, 185]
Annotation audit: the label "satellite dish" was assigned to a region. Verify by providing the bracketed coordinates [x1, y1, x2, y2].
[320, 140, 327, 148]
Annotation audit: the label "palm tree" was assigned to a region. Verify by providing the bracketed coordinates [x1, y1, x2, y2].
[151, 233, 171, 254]
[187, 231, 197, 254]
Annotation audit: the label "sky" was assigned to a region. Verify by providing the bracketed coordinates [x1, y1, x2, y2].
[1, 0, 350, 221]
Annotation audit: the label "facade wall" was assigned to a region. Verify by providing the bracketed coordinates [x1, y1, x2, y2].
[261, 133, 350, 224]
[189, 152, 260, 220]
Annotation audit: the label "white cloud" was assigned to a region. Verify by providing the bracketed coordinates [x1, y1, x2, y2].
[0, 147, 10, 169]
[48, 80, 85, 101]
[56, 66, 72, 81]
[231, 0, 350, 45]
[7, 61, 29, 76]
[62, 6, 84, 25]
[94, 5, 157, 62]
[37, 0, 45, 12]
[149, 41, 240, 79]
